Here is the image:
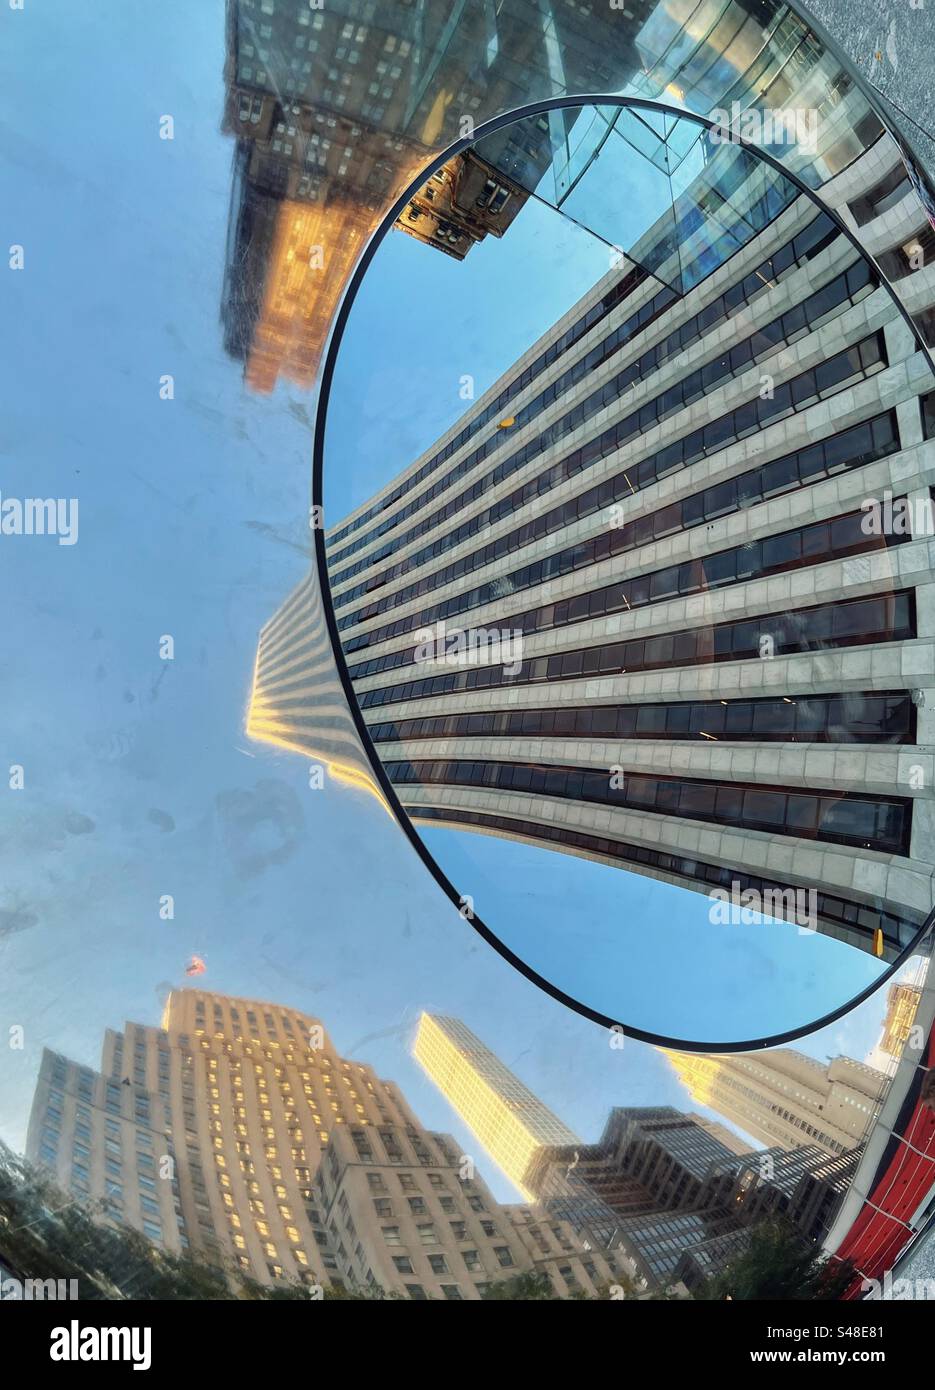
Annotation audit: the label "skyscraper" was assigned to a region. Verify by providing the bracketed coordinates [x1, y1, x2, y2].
[666, 1047, 888, 1154]
[412, 1013, 580, 1199]
[25, 990, 617, 1299]
[248, 70, 935, 972]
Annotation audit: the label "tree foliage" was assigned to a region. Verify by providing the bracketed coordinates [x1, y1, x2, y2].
[701, 1218, 854, 1301]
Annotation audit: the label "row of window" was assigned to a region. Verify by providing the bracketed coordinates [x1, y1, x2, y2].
[338, 251, 872, 605]
[370, 689, 914, 746]
[389, 758, 911, 854]
[413, 804, 924, 952]
[328, 261, 658, 552]
[341, 331, 888, 644]
[849, 161, 913, 227]
[330, 211, 839, 581]
[355, 591, 913, 709]
[346, 409, 899, 681]
[355, 505, 908, 707]
[876, 223, 935, 283]
[337, 263, 876, 620]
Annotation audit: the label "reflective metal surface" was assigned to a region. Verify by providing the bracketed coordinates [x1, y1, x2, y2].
[4, 0, 935, 1311]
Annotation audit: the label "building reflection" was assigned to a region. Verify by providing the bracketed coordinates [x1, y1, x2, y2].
[236, 1, 935, 979]
[219, 0, 646, 392]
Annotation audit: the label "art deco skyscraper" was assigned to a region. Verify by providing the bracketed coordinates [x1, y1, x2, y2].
[26, 990, 618, 1299]
[666, 1047, 889, 1154]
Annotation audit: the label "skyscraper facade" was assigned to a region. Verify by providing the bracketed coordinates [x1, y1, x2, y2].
[220, 0, 646, 390]
[302, 130, 935, 964]
[666, 1047, 888, 1153]
[879, 980, 923, 1059]
[238, 2, 935, 977]
[413, 1013, 581, 1199]
[25, 990, 618, 1299]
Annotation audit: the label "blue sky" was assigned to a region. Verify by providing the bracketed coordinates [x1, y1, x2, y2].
[0, 0, 906, 1205]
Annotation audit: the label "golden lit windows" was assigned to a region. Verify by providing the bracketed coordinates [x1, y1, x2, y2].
[234, 1234, 245, 1250]
[256, 1220, 270, 1238]
[286, 1226, 301, 1244]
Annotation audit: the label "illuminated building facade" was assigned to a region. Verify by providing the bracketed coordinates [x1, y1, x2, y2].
[220, 0, 645, 390]
[413, 1013, 581, 1199]
[666, 1047, 888, 1154]
[879, 980, 923, 1059]
[25, 990, 617, 1298]
[394, 151, 532, 262]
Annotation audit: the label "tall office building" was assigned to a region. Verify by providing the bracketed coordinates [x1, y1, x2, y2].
[527, 1107, 856, 1291]
[666, 1047, 888, 1154]
[412, 1013, 581, 1199]
[250, 88, 935, 962]
[25, 990, 618, 1299]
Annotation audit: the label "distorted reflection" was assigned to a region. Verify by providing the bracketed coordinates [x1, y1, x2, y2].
[4, 0, 935, 1312]
[265, 97, 935, 1045]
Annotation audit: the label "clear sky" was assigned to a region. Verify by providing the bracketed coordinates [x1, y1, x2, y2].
[0, 0, 908, 1207]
